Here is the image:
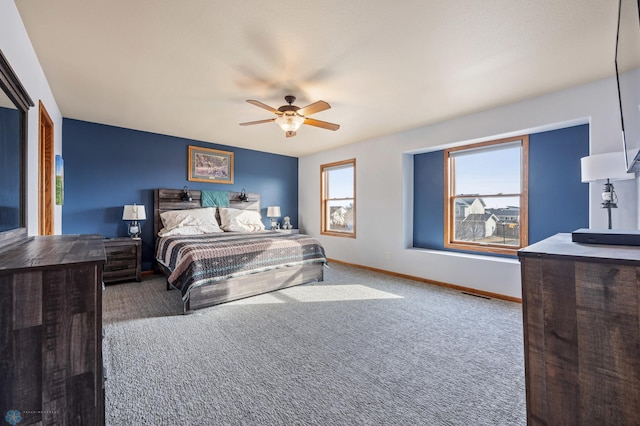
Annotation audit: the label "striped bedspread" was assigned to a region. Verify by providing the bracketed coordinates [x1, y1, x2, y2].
[156, 231, 327, 301]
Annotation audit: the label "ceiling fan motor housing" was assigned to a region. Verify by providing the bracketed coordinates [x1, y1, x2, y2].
[278, 105, 300, 114]
[279, 95, 300, 114]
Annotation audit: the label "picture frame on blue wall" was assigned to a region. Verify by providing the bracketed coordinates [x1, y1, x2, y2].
[188, 145, 234, 184]
[55, 154, 64, 205]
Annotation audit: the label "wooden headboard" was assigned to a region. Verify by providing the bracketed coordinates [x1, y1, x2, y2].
[154, 188, 261, 238]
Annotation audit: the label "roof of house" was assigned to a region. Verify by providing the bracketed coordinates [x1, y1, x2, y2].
[456, 197, 486, 207]
[462, 213, 497, 222]
[486, 207, 520, 215]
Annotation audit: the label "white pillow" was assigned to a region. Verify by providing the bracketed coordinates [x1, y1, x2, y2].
[158, 207, 223, 236]
[218, 208, 265, 232]
[157, 225, 222, 237]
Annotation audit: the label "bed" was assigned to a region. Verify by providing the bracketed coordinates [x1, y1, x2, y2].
[154, 188, 326, 313]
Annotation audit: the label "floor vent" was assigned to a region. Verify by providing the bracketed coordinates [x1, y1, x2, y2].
[461, 291, 491, 300]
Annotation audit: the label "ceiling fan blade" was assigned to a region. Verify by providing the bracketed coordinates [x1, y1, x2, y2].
[304, 117, 340, 131]
[246, 100, 280, 114]
[239, 118, 276, 126]
[297, 100, 331, 116]
[285, 130, 297, 138]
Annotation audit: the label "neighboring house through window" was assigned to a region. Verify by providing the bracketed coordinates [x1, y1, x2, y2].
[321, 159, 356, 238]
[444, 136, 529, 255]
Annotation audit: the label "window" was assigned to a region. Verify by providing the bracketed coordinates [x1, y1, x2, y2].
[444, 136, 528, 255]
[321, 159, 356, 238]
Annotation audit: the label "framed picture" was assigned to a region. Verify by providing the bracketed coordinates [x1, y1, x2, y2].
[188, 146, 234, 184]
[55, 154, 64, 205]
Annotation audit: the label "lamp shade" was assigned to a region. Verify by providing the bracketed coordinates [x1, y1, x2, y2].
[275, 112, 304, 133]
[122, 204, 146, 221]
[581, 152, 635, 182]
[266, 206, 281, 218]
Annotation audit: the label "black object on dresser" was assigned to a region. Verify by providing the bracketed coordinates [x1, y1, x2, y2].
[571, 228, 640, 246]
[0, 234, 106, 425]
[103, 237, 141, 283]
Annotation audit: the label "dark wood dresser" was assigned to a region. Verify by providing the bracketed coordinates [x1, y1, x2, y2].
[518, 233, 640, 425]
[0, 234, 106, 425]
[103, 237, 141, 283]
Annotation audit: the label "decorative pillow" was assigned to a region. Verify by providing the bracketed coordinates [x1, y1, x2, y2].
[201, 190, 229, 207]
[158, 207, 223, 236]
[218, 208, 265, 232]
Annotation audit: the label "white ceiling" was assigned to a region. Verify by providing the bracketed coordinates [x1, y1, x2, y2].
[15, 0, 622, 157]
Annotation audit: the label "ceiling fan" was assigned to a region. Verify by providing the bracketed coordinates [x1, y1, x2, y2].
[239, 95, 340, 138]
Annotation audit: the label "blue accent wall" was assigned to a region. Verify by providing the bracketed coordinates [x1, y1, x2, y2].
[413, 150, 444, 249]
[0, 106, 21, 231]
[528, 125, 589, 242]
[62, 119, 299, 270]
[413, 124, 589, 256]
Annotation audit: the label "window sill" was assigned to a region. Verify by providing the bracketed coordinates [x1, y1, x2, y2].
[444, 241, 520, 256]
[321, 230, 356, 239]
[408, 247, 520, 264]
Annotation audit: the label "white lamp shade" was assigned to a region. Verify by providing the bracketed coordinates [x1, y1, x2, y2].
[122, 204, 147, 221]
[581, 152, 635, 182]
[275, 112, 304, 133]
[266, 206, 281, 218]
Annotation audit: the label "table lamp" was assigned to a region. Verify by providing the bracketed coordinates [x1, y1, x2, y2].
[266, 206, 281, 230]
[122, 204, 146, 239]
[581, 151, 634, 229]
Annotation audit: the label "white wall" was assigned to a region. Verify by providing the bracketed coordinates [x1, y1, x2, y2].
[299, 76, 638, 299]
[1, 0, 63, 234]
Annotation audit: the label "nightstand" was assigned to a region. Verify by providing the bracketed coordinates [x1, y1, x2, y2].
[276, 229, 299, 234]
[103, 237, 141, 283]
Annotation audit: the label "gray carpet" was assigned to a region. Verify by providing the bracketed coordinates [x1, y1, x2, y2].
[103, 263, 526, 425]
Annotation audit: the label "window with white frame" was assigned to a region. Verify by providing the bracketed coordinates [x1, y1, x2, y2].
[321, 159, 356, 238]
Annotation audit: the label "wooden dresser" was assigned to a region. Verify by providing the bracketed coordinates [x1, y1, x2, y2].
[518, 233, 640, 425]
[0, 234, 106, 425]
[103, 237, 141, 283]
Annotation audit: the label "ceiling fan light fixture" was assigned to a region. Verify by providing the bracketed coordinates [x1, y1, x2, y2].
[275, 112, 305, 133]
[241, 96, 339, 135]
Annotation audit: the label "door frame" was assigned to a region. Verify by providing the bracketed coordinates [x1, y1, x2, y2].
[38, 100, 54, 235]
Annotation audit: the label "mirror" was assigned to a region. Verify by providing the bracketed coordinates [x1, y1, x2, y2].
[0, 49, 34, 249]
[0, 87, 21, 233]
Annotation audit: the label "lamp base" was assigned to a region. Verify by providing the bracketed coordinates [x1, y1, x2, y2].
[128, 221, 142, 239]
[601, 179, 617, 229]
